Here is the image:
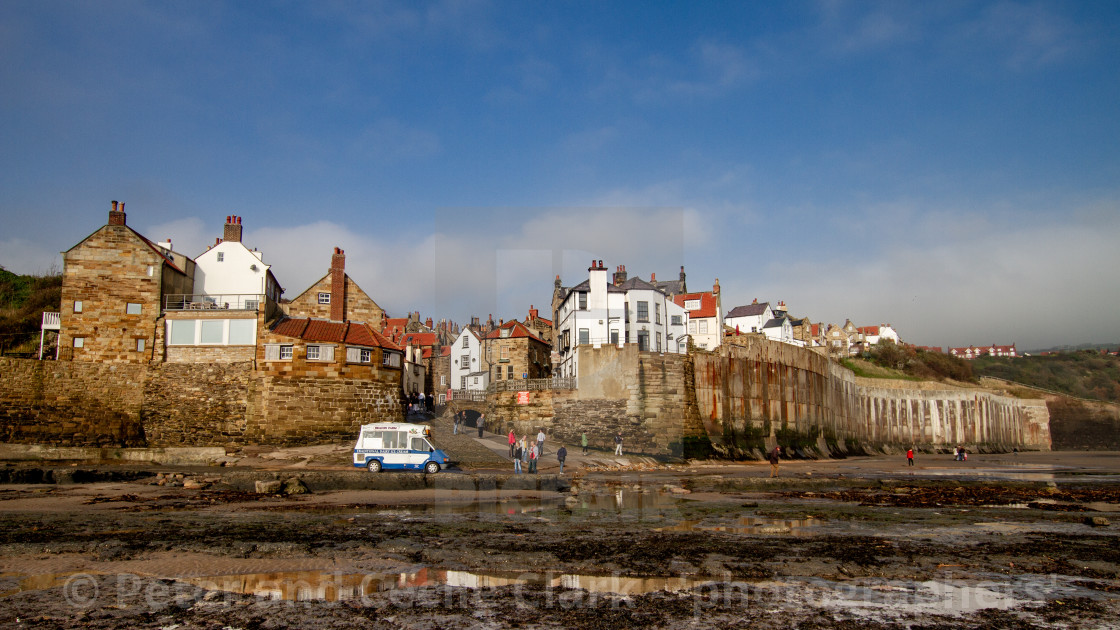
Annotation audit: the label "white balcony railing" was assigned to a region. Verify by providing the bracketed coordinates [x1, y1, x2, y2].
[165, 294, 263, 311]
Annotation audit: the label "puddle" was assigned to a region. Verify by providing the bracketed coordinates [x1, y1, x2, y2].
[657, 516, 820, 535]
[322, 491, 683, 518]
[175, 568, 715, 601]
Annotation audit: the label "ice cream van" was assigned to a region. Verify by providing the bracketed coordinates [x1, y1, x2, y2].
[352, 423, 450, 474]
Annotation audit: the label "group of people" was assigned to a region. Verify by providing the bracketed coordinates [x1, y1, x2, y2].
[508, 429, 569, 474]
[402, 391, 434, 415]
[953, 445, 968, 461]
[451, 411, 486, 437]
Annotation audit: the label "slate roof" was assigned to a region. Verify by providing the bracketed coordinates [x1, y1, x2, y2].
[726, 303, 771, 318]
[762, 316, 789, 329]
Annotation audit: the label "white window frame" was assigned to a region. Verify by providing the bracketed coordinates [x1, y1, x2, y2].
[136, 338, 145, 352]
[307, 344, 335, 362]
[280, 345, 294, 360]
[685, 299, 700, 310]
[125, 302, 142, 315]
[264, 343, 293, 361]
[73, 300, 83, 313]
[318, 292, 331, 304]
[217, 252, 224, 262]
[73, 337, 84, 348]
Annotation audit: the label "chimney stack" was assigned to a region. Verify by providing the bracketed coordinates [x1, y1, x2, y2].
[529, 305, 538, 320]
[714, 278, 720, 295]
[425, 317, 433, 329]
[108, 200, 126, 226]
[651, 272, 656, 282]
[613, 265, 627, 286]
[679, 265, 687, 292]
[224, 215, 243, 243]
[330, 247, 346, 322]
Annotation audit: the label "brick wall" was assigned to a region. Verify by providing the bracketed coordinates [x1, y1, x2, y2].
[247, 373, 401, 445]
[287, 275, 384, 328]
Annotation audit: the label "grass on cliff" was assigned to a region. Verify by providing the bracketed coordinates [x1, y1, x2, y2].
[0, 266, 62, 355]
[843, 342, 976, 384]
[973, 351, 1120, 403]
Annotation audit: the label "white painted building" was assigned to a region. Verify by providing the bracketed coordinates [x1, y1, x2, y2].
[554, 260, 689, 378]
[673, 282, 723, 350]
[190, 216, 283, 308]
[762, 314, 796, 345]
[857, 324, 901, 345]
[450, 327, 488, 391]
[725, 301, 774, 335]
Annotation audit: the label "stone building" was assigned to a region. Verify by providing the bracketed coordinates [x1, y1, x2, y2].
[59, 201, 196, 363]
[673, 282, 723, 350]
[522, 305, 553, 347]
[286, 248, 385, 329]
[484, 319, 551, 383]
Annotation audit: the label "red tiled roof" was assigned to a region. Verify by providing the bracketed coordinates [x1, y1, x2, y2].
[440, 346, 451, 357]
[811, 324, 821, 336]
[673, 292, 718, 319]
[857, 325, 880, 335]
[421, 348, 432, 359]
[271, 317, 400, 350]
[401, 332, 438, 347]
[484, 320, 547, 344]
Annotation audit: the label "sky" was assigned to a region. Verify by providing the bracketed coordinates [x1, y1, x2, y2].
[1, 1, 1118, 351]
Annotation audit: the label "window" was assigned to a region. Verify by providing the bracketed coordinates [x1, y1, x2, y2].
[318, 292, 331, 304]
[136, 338, 145, 352]
[125, 302, 141, 315]
[495, 367, 502, 380]
[473, 376, 479, 385]
[689, 321, 697, 334]
[500, 346, 509, 361]
[229, 319, 255, 345]
[462, 335, 469, 348]
[610, 330, 619, 344]
[507, 366, 513, 379]
[217, 252, 224, 262]
[685, 299, 700, 310]
[280, 345, 293, 360]
[699, 320, 708, 334]
[307, 345, 320, 360]
[200, 320, 224, 344]
[637, 301, 648, 322]
[637, 330, 650, 351]
[578, 328, 589, 345]
[461, 376, 466, 389]
[656, 335, 661, 352]
[411, 437, 428, 452]
[671, 315, 682, 326]
[73, 337, 84, 348]
[169, 320, 196, 345]
[655, 303, 660, 324]
[501, 327, 511, 338]
[461, 354, 470, 368]
[440, 375, 446, 386]
[383, 352, 400, 367]
[73, 300, 83, 313]
[578, 292, 587, 310]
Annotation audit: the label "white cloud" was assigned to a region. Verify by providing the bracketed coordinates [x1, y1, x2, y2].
[0, 238, 63, 276]
[735, 200, 1120, 350]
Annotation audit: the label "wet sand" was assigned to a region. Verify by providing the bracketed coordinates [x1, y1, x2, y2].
[0, 451, 1117, 628]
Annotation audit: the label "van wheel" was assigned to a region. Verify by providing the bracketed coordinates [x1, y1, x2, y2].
[367, 459, 382, 473]
[424, 461, 440, 474]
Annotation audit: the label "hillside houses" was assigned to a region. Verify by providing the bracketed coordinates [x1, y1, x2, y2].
[949, 344, 1018, 359]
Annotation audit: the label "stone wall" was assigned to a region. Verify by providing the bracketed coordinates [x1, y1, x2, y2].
[0, 358, 145, 446]
[141, 362, 253, 446]
[693, 338, 1051, 453]
[246, 373, 400, 445]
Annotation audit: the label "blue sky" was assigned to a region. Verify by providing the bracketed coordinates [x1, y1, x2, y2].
[2, 1, 1118, 350]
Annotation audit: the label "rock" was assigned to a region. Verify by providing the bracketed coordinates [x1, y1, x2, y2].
[183, 479, 205, 489]
[1084, 516, 1110, 527]
[255, 480, 283, 494]
[669, 486, 691, 495]
[283, 478, 310, 495]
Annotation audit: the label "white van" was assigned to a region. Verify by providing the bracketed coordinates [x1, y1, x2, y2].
[352, 423, 450, 474]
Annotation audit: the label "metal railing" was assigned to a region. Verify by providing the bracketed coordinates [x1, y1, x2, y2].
[165, 294, 263, 311]
[490, 377, 577, 392]
[41, 312, 60, 330]
[448, 389, 488, 402]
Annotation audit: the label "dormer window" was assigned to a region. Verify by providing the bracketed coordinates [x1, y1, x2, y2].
[501, 328, 511, 338]
[685, 299, 700, 310]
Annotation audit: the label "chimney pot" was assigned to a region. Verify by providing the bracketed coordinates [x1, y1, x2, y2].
[108, 200, 127, 226]
[223, 214, 244, 243]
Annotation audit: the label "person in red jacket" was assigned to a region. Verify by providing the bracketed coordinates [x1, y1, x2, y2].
[907, 448, 915, 467]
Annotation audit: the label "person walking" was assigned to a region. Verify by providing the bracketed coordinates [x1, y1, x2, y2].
[528, 443, 538, 474]
[769, 445, 782, 478]
[614, 432, 623, 456]
[907, 448, 915, 467]
[557, 445, 567, 475]
[453, 411, 460, 435]
[581, 432, 588, 455]
[477, 414, 485, 438]
[520, 436, 529, 466]
[508, 429, 517, 458]
[537, 429, 546, 458]
[513, 442, 523, 474]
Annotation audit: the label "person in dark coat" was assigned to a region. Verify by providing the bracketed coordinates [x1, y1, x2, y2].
[769, 445, 782, 478]
[557, 445, 568, 475]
